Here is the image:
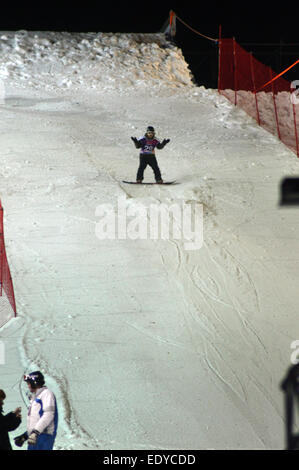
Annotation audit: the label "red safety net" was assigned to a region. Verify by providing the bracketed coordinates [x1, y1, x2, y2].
[218, 38, 299, 157]
[0, 201, 17, 328]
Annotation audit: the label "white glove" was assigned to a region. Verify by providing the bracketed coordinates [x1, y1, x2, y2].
[28, 430, 40, 445]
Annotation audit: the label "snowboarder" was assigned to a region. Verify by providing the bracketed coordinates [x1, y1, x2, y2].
[0, 389, 22, 450]
[14, 371, 58, 451]
[131, 126, 170, 183]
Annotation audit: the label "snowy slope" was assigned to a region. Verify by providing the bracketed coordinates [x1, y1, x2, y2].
[0, 31, 299, 450]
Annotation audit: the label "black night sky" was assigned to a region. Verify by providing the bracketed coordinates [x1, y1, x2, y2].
[1, 2, 296, 40]
[0, 2, 298, 88]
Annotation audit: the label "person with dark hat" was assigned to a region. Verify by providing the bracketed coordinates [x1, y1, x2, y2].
[14, 371, 58, 450]
[131, 126, 170, 183]
[0, 389, 22, 450]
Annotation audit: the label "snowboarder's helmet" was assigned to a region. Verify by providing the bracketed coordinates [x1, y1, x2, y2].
[24, 371, 45, 387]
[146, 126, 155, 134]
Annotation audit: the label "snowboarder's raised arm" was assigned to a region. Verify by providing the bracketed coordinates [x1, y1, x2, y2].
[157, 138, 170, 149]
[131, 136, 142, 149]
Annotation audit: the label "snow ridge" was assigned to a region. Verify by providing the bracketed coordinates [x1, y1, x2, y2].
[0, 31, 194, 91]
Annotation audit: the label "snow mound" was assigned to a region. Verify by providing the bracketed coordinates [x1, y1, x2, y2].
[0, 30, 194, 91]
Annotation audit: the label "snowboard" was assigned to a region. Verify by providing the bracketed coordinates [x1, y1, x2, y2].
[122, 181, 176, 185]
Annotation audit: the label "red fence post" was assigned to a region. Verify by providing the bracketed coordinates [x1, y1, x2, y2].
[0, 200, 17, 319]
[233, 37, 237, 106]
[270, 69, 281, 141]
[250, 53, 261, 125]
[6, 257, 17, 317]
[291, 83, 299, 157]
[0, 204, 3, 297]
[217, 25, 222, 94]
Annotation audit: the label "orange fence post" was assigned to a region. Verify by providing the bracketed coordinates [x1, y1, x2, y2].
[257, 59, 299, 92]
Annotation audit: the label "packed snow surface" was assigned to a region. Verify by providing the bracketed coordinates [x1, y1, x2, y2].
[1, 31, 299, 450]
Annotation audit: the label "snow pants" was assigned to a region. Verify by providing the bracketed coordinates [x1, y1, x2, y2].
[28, 433, 55, 450]
[136, 154, 162, 181]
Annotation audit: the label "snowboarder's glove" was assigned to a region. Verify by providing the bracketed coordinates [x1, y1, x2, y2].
[14, 431, 28, 447]
[158, 138, 170, 149]
[131, 137, 138, 147]
[28, 429, 40, 446]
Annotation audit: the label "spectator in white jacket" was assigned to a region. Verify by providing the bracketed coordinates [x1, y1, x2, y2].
[14, 371, 58, 450]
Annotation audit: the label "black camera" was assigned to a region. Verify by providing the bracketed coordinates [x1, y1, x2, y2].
[280, 177, 299, 206]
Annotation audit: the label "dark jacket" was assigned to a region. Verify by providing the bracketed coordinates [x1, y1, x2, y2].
[132, 136, 169, 154]
[0, 407, 21, 450]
